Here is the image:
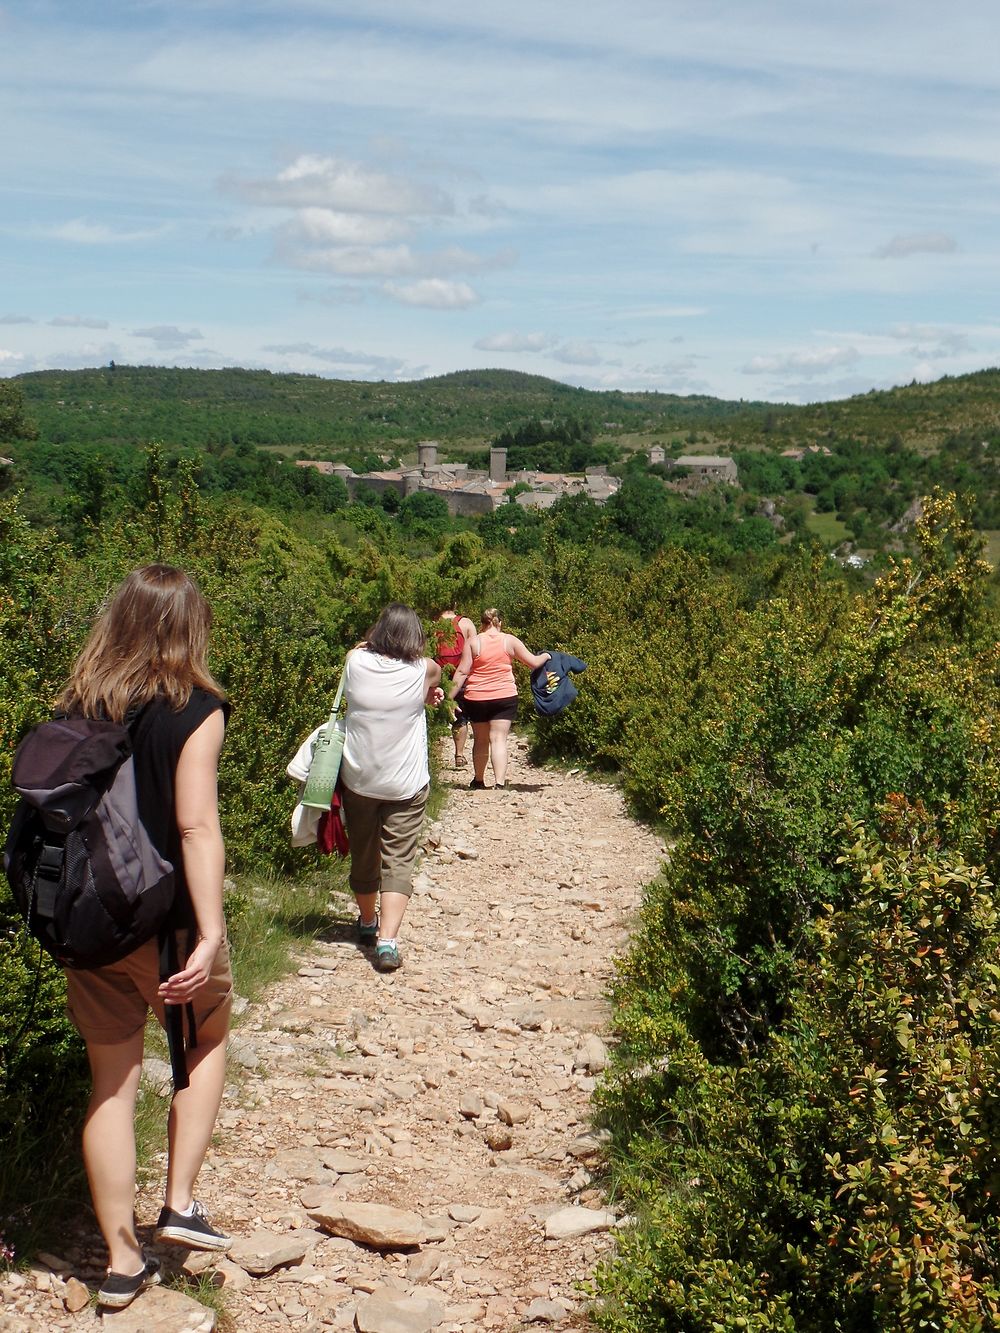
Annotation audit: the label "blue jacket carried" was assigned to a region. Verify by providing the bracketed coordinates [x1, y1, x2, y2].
[530, 652, 587, 716]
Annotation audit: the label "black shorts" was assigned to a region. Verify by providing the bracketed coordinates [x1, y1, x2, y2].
[461, 695, 519, 724]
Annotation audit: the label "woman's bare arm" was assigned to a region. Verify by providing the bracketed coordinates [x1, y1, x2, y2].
[424, 658, 443, 706]
[507, 635, 550, 670]
[448, 635, 478, 700]
[157, 709, 226, 1004]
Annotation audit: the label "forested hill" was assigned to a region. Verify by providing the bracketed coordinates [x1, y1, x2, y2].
[14, 363, 1000, 456]
[14, 364, 769, 453]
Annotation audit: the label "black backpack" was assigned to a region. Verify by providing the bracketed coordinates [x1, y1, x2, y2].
[4, 710, 176, 970]
[4, 707, 200, 1090]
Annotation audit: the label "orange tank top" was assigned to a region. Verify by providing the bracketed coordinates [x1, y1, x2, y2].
[463, 630, 516, 700]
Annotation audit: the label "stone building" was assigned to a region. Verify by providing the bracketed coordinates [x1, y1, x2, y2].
[296, 442, 622, 514]
[666, 454, 739, 486]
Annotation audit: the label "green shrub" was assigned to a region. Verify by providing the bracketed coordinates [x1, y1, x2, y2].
[594, 809, 1000, 1330]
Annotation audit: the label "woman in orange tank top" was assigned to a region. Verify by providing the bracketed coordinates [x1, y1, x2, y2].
[447, 609, 549, 790]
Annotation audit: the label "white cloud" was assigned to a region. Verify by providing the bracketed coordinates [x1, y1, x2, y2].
[49, 314, 109, 328]
[873, 232, 958, 259]
[0, 314, 34, 325]
[0, 349, 25, 365]
[743, 346, 861, 377]
[383, 279, 479, 309]
[280, 243, 420, 278]
[549, 340, 605, 367]
[222, 154, 452, 216]
[132, 325, 204, 348]
[283, 207, 412, 246]
[474, 331, 555, 352]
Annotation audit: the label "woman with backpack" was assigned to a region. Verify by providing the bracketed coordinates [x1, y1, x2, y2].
[57, 565, 233, 1308]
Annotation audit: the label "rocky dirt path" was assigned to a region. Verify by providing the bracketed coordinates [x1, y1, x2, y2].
[2, 735, 664, 1332]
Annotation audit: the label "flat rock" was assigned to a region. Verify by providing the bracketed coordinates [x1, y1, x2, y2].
[506, 1005, 546, 1030]
[213, 1259, 253, 1290]
[319, 1148, 368, 1173]
[525, 1298, 568, 1323]
[459, 1092, 483, 1119]
[355, 1289, 445, 1332]
[544, 1206, 616, 1241]
[301, 1193, 425, 1248]
[228, 1229, 311, 1275]
[497, 1100, 531, 1126]
[406, 1250, 443, 1282]
[271, 1148, 335, 1184]
[100, 1283, 217, 1331]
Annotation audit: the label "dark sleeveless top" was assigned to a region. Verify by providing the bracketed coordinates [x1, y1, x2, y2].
[131, 689, 230, 930]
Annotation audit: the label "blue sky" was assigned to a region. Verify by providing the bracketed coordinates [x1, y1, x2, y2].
[2, 0, 999, 403]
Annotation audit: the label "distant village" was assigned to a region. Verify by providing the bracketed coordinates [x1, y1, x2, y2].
[297, 443, 740, 516]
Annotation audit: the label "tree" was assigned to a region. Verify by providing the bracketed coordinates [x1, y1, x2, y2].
[0, 381, 37, 443]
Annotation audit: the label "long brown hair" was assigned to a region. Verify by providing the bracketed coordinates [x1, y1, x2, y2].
[58, 564, 224, 721]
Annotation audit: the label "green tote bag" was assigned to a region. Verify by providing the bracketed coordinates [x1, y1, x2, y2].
[300, 670, 347, 810]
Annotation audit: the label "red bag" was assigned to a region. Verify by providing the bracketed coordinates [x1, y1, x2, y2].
[317, 789, 350, 857]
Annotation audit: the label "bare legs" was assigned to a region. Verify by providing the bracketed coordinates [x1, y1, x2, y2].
[164, 997, 231, 1211]
[488, 719, 513, 786]
[82, 997, 231, 1272]
[82, 1032, 145, 1274]
[453, 719, 468, 766]
[471, 719, 513, 786]
[471, 722, 491, 783]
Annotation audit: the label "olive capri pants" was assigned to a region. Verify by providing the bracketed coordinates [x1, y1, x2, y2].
[341, 783, 429, 898]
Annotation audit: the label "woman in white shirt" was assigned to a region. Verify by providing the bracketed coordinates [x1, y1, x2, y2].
[340, 603, 443, 971]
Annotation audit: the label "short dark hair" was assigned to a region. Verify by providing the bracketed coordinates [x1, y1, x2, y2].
[365, 602, 426, 663]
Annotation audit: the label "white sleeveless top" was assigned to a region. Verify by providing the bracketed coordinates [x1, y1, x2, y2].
[340, 650, 429, 800]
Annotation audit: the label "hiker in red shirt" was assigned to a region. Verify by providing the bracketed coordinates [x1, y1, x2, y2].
[433, 608, 476, 769]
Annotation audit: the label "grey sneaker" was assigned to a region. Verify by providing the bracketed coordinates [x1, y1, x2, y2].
[154, 1199, 231, 1251]
[97, 1253, 160, 1308]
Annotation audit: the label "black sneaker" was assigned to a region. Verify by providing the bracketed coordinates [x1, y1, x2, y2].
[469, 778, 486, 790]
[97, 1253, 160, 1308]
[154, 1199, 232, 1251]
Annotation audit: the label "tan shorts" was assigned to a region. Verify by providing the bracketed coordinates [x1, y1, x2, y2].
[65, 933, 233, 1045]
